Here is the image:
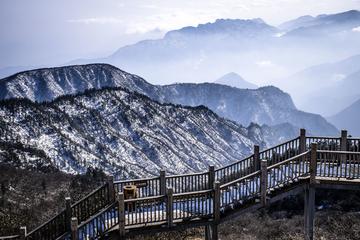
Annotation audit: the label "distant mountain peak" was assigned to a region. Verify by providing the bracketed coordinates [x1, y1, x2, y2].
[214, 72, 257, 89]
[317, 9, 360, 22]
[281, 9, 360, 32]
[164, 18, 277, 38]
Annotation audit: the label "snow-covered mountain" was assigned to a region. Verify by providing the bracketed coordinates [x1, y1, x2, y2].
[328, 98, 360, 136]
[0, 87, 274, 177]
[214, 72, 258, 89]
[0, 64, 160, 102]
[0, 64, 337, 136]
[158, 83, 337, 135]
[0, 64, 338, 136]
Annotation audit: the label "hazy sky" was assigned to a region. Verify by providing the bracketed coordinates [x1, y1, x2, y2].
[1, 0, 359, 68]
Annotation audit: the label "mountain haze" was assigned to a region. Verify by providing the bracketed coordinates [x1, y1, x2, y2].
[328, 98, 360, 136]
[67, 10, 360, 89]
[214, 72, 258, 89]
[283, 54, 360, 116]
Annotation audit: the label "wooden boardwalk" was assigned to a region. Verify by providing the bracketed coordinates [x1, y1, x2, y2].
[3, 129, 360, 240]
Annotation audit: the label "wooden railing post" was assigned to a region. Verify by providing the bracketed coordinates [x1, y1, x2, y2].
[254, 145, 260, 171]
[208, 165, 215, 189]
[19, 226, 27, 240]
[117, 192, 125, 238]
[340, 130, 348, 177]
[340, 130, 348, 151]
[310, 143, 317, 185]
[65, 197, 72, 231]
[300, 128, 306, 153]
[166, 187, 173, 228]
[71, 217, 78, 240]
[304, 184, 316, 240]
[107, 175, 115, 203]
[260, 160, 268, 206]
[213, 181, 220, 223]
[160, 170, 166, 196]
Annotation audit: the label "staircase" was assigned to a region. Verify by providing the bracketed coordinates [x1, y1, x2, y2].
[5, 129, 360, 240]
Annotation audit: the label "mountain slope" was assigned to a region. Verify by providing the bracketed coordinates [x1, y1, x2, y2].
[0, 64, 160, 102]
[0, 87, 271, 177]
[328, 98, 360, 136]
[0, 64, 337, 136]
[158, 83, 337, 135]
[214, 72, 258, 89]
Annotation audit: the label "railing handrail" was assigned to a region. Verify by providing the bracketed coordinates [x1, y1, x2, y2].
[113, 176, 159, 184]
[71, 183, 108, 208]
[220, 170, 261, 189]
[173, 189, 213, 198]
[77, 201, 118, 230]
[317, 150, 360, 155]
[215, 154, 254, 172]
[267, 150, 310, 170]
[25, 209, 66, 237]
[259, 137, 300, 155]
[166, 171, 208, 178]
[26, 182, 109, 238]
[124, 195, 165, 203]
[215, 136, 300, 173]
[114, 171, 209, 183]
[0, 235, 20, 240]
[305, 136, 341, 140]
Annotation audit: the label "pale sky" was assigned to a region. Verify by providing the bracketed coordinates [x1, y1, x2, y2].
[0, 0, 359, 68]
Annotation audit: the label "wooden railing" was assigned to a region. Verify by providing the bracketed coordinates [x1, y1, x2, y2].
[347, 138, 360, 152]
[71, 184, 111, 224]
[166, 171, 210, 194]
[316, 150, 360, 179]
[172, 189, 213, 221]
[114, 177, 161, 197]
[306, 136, 341, 150]
[267, 151, 310, 191]
[219, 170, 261, 211]
[12, 129, 360, 240]
[215, 155, 254, 185]
[260, 137, 301, 165]
[124, 195, 167, 226]
[62, 201, 119, 240]
[24, 182, 112, 240]
[25, 210, 67, 240]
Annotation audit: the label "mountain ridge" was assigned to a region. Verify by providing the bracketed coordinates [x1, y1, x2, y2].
[0, 85, 280, 177]
[0, 63, 338, 136]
